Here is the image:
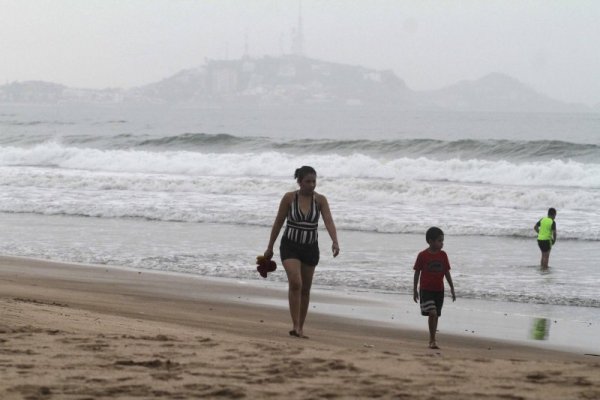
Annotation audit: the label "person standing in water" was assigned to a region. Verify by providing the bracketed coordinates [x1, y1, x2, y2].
[534, 208, 557, 269]
[264, 166, 339, 338]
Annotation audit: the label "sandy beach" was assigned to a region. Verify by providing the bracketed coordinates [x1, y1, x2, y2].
[0, 255, 598, 400]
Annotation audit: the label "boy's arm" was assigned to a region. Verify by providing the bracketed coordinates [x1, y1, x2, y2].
[445, 271, 456, 302]
[552, 221, 557, 244]
[413, 270, 420, 303]
[534, 219, 540, 233]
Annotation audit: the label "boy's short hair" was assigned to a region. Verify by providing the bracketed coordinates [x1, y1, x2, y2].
[548, 207, 557, 216]
[426, 226, 444, 243]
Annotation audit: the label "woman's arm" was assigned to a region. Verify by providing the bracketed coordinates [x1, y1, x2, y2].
[318, 194, 339, 257]
[264, 193, 291, 259]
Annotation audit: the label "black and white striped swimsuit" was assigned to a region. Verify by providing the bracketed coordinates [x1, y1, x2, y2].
[283, 192, 320, 244]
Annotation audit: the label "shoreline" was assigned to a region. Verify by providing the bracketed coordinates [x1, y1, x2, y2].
[1, 255, 599, 399]
[2, 254, 598, 355]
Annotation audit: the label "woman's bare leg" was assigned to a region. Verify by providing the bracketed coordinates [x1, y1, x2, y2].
[298, 264, 316, 337]
[283, 259, 302, 334]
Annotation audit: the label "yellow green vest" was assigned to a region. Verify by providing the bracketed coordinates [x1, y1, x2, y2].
[537, 217, 554, 241]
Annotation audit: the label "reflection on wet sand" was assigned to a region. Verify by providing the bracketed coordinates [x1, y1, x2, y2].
[531, 317, 550, 340]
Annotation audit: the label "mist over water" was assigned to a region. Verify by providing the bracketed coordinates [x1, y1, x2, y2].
[2, 104, 600, 143]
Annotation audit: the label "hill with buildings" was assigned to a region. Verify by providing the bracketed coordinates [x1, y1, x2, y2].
[131, 55, 414, 106]
[0, 55, 590, 113]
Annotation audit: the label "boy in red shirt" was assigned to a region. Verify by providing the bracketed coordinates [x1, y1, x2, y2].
[413, 227, 456, 349]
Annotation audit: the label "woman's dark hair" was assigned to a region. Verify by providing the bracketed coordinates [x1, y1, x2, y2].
[294, 166, 317, 181]
[425, 227, 444, 243]
[548, 207, 557, 216]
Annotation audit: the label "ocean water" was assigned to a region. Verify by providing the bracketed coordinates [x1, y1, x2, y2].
[1, 104, 599, 320]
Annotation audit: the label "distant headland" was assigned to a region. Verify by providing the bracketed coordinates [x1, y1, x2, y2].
[0, 55, 591, 113]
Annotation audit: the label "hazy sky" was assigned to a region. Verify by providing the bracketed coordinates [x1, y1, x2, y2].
[1, 0, 599, 105]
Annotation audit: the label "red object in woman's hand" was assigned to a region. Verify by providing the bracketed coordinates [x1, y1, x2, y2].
[256, 255, 277, 278]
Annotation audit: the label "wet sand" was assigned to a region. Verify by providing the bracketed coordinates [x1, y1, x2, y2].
[1, 255, 598, 399]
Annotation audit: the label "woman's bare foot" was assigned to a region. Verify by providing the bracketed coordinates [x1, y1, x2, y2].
[290, 329, 309, 339]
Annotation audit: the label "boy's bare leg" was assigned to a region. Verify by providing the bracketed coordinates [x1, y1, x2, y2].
[428, 311, 439, 348]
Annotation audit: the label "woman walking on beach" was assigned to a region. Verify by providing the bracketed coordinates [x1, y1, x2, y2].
[264, 166, 340, 338]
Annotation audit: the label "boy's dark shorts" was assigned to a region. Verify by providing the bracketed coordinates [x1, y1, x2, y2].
[280, 236, 320, 266]
[537, 240, 552, 252]
[419, 289, 444, 316]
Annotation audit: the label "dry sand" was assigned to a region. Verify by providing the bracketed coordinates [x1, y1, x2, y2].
[0, 255, 598, 400]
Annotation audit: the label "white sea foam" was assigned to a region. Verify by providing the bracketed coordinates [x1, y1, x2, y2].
[1, 164, 599, 240]
[1, 143, 599, 188]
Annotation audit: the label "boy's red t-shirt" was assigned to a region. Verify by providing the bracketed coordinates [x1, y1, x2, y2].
[413, 249, 451, 291]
